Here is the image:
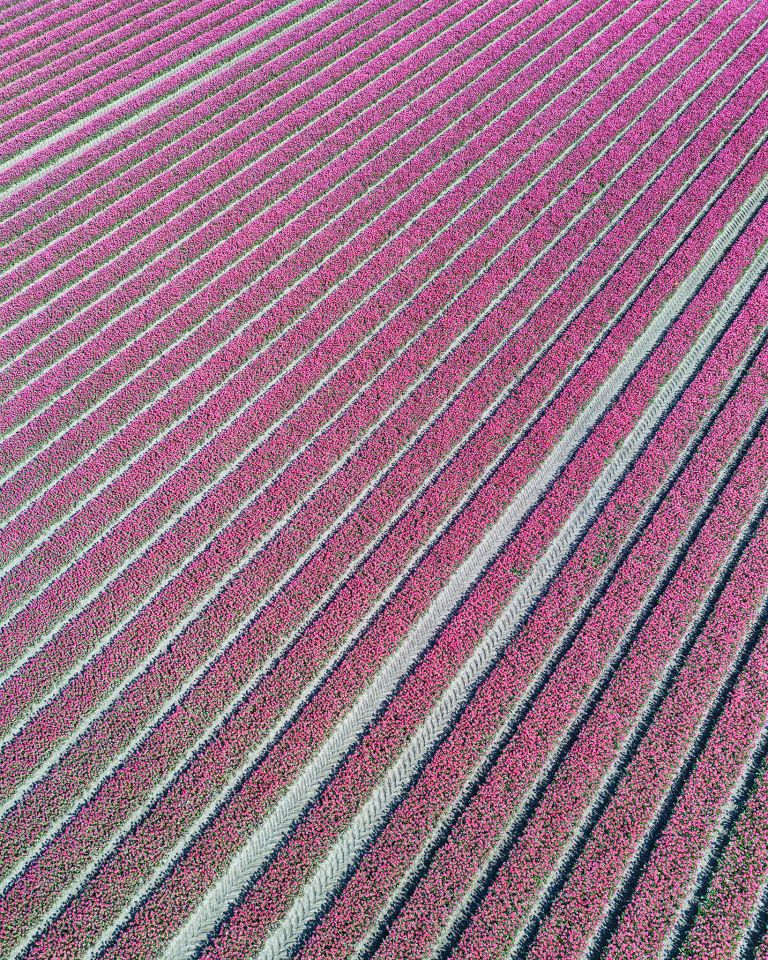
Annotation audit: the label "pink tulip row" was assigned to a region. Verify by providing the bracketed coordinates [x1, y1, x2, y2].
[0, 2, 756, 856]
[0, 0, 488, 284]
[185, 267, 768, 960]
[677, 751, 768, 960]
[4, 242, 744, 955]
[0, 0, 374, 190]
[5, 0, 331, 113]
[0, 0, 102, 56]
[0, 15, 640, 528]
[0, 0, 148, 53]
[0, 0, 607, 408]
[0, 0, 394, 219]
[593, 543, 768, 960]
[0, 0, 752, 688]
[0, 0, 644, 480]
[326, 240, 760, 955]
[515, 468, 768, 960]
[0, 60, 751, 943]
[3, 2, 767, 956]
[0, 0, 508, 281]
[0, 0, 688, 619]
[0, 0, 712, 249]
[0, 0, 392, 165]
[0, 0, 597, 294]
[194, 187, 768, 960]
[439, 336, 768, 956]
[0, 0, 99, 49]
[329, 236, 768, 960]
[0, 109, 752, 960]
[0, 4, 592, 285]
[292, 246, 768, 960]
[0, 0, 433, 330]
[4, 0, 688, 636]
[22, 101, 768, 960]
[0, 0, 736, 372]
[9, 67, 720, 740]
[0, 22, 680, 644]
[12, 0, 524, 283]
[0, 11, 760, 916]
[0, 0, 191, 78]
[0, 0, 277, 124]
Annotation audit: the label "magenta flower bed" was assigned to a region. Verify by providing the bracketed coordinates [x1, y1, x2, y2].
[2, 0, 768, 956]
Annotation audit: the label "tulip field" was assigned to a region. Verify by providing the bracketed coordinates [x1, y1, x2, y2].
[1, 0, 768, 955]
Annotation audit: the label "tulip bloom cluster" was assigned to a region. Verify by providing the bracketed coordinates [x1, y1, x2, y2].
[2, 0, 768, 956]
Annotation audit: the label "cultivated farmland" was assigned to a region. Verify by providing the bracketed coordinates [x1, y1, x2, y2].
[0, 0, 767, 956]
